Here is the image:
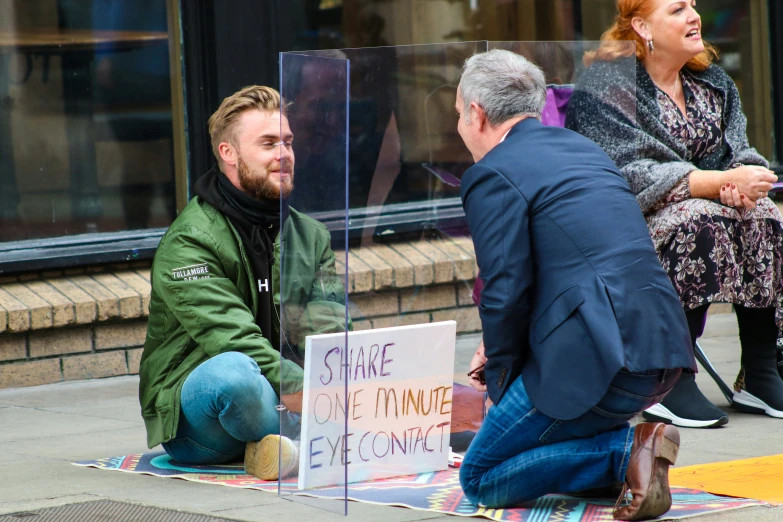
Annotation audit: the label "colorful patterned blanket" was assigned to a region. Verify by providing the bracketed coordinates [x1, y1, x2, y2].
[74, 452, 767, 521]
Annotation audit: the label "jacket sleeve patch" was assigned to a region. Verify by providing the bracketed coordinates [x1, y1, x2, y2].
[171, 262, 211, 281]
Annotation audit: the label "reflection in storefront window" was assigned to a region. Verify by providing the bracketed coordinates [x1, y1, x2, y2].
[0, 0, 176, 242]
[276, 0, 775, 229]
[0, 0, 773, 248]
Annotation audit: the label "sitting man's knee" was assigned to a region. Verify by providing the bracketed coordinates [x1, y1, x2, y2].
[195, 352, 269, 399]
[203, 352, 258, 377]
[210, 351, 258, 370]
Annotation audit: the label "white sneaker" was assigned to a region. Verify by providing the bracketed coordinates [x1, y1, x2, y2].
[245, 434, 300, 480]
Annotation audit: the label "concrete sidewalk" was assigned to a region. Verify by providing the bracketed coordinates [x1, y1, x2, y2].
[1, 314, 783, 521]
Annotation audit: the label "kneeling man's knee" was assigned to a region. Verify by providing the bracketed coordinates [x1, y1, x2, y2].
[459, 458, 483, 504]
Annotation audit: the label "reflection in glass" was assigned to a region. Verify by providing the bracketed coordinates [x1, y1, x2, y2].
[0, 0, 176, 242]
[273, 0, 774, 235]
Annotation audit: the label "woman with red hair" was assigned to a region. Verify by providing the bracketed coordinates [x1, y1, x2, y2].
[567, 0, 783, 428]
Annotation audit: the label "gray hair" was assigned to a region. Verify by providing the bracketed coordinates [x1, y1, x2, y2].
[459, 49, 547, 126]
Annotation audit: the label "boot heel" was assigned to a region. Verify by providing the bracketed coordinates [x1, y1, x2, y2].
[656, 425, 680, 465]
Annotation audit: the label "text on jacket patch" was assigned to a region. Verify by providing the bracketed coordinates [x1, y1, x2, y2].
[171, 263, 211, 281]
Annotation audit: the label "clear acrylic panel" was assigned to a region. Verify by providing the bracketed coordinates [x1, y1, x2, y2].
[278, 50, 350, 514]
[339, 44, 488, 491]
[276, 41, 636, 516]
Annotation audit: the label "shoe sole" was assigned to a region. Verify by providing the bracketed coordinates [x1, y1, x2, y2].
[732, 390, 783, 418]
[614, 424, 680, 521]
[634, 425, 679, 520]
[245, 435, 299, 481]
[643, 403, 728, 429]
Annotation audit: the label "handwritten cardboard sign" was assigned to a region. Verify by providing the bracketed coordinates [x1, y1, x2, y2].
[298, 321, 457, 490]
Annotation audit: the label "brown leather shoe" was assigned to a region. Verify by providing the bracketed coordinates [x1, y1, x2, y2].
[613, 422, 680, 521]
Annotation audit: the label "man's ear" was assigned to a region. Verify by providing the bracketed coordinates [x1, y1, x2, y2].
[630, 17, 649, 41]
[470, 102, 488, 131]
[218, 142, 237, 167]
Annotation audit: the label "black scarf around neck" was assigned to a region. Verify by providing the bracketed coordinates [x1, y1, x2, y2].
[193, 167, 285, 343]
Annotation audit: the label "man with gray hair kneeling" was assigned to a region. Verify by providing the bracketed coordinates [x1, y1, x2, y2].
[456, 49, 695, 520]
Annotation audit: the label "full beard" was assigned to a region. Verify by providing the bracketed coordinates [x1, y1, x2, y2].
[237, 155, 294, 200]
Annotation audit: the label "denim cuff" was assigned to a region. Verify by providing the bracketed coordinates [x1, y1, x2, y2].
[617, 425, 636, 483]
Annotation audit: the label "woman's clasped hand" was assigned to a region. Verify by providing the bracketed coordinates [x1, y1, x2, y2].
[717, 166, 777, 209]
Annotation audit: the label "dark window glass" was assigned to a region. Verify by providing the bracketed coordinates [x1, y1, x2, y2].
[0, 0, 176, 243]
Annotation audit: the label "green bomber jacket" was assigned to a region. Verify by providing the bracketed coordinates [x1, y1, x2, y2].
[139, 196, 349, 448]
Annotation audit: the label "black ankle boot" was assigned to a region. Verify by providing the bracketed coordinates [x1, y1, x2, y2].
[732, 341, 783, 418]
[642, 371, 728, 428]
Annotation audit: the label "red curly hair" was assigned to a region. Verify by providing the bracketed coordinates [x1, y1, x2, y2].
[584, 0, 718, 71]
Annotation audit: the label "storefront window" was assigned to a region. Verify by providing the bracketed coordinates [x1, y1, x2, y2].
[1, 0, 777, 268]
[243, 0, 770, 244]
[0, 0, 177, 244]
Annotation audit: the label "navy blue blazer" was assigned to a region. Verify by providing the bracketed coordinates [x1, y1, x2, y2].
[461, 118, 696, 420]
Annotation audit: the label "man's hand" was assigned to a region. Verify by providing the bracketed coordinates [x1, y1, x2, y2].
[468, 340, 488, 392]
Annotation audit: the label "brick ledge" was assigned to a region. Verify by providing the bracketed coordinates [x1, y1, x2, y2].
[0, 236, 478, 335]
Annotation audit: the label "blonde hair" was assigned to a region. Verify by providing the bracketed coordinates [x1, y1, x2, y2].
[208, 85, 284, 168]
[584, 0, 718, 71]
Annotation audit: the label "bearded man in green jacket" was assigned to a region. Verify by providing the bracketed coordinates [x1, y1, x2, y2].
[139, 85, 349, 480]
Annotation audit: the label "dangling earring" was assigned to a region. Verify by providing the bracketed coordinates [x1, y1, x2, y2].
[647, 37, 655, 53]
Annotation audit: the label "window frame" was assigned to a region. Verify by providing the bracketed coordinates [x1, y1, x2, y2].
[0, 229, 167, 274]
[770, 0, 783, 171]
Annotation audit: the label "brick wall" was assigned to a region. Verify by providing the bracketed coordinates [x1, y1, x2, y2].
[0, 267, 152, 388]
[0, 236, 481, 389]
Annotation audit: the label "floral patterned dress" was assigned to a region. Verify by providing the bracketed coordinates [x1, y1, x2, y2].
[646, 71, 783, 332]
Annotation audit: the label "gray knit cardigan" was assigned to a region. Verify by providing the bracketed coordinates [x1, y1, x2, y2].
[565, 57, 768, 214]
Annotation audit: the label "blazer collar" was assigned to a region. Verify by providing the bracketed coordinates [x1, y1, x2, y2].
[505, 117, 541, 140]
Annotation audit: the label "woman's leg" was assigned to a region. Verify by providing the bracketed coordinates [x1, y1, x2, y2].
[733, 306, 783, 417]
[643, 304, 729, 428]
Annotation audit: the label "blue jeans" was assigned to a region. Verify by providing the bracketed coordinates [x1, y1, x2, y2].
[460, 368, 681, 508]
[162, 352, 281, 465]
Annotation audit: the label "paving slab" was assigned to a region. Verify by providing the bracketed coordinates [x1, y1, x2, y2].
[0, 456, 107, 503]
[1, 426, 149, 461]
[0, 376, 139, 408]
[214, 498, 445, 522]
[0, 452, 27, 464]
[691, 506, 782, 521]
[0, 495, 104, 516]
[81, 479, 285, 513]
[672, 447, 754, 467]
[38, 396, 145, 424]
[0, 406, 139, 443]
